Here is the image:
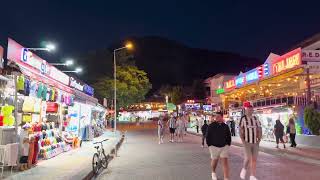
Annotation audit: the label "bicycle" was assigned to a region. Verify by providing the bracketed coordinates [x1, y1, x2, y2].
[92, 138, 109, 175]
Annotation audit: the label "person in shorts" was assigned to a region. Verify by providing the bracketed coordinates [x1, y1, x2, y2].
[167, 114, 176, 142]
[239, 103, 262, 180]
[206, 111, 231, 180]
[176, 116, 185, 142]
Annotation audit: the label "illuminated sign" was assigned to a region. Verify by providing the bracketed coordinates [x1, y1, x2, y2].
[83, 84, 94, 96]
[70, 77, 84, 91]
[245, 68, 259, 83]
[0, 46, 3, 69]
[21, 48, 49, 74]
[264, 63, 269, 76]
[203, 105, 213, 111]
[302, 50, 320, 61]
[224, 79, 235, 90]
[216, 88, 225, 94]
[235, 75, 245, 87]
[272, 48, 301, 75]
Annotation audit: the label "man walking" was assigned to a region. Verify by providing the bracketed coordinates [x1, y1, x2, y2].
[167, 114, 176, 142]
[239, 103, 262, 180]
[201, 120, 208, 148]
[206, 112, 231, 180]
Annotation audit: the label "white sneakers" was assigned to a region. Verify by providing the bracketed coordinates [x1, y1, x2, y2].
[211, 172, 217, 180]
[249, 176, 258, 180]
[240, 168, 258, 180]
[240, 168, 246, 179]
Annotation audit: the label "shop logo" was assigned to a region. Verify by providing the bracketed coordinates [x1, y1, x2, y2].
[272, 48, 301, 75]
[21, 48, 32, 62]
[246, 69, 259, 83]
[225, 79, 236, 90]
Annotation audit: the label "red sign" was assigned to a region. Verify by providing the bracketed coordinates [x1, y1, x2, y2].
[224, 79, 236, 90]
[272, 48, 302, 75]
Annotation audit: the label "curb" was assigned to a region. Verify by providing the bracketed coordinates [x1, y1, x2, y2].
[187, 131, 320, 166]
[83, 135, 125, 180]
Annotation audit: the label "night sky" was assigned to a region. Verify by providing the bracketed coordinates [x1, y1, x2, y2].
[1, 0, 320, 61]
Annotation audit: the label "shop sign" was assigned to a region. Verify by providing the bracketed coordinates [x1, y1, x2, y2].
[70, 77, 84, 91]
[235, 75, 245, 87]
[272, 48, 301, 75]
[216, 88, 225, 94]
[307, 62, 320, 73]
[83, 84, 94, 96]
[224, 79, 235, 90]
[203, 105, 213, 111]
[302, 50, 320, 61]
[7, 38, 70, 85]
[49, 66, 70, 85]
[245, 68, 259, 84]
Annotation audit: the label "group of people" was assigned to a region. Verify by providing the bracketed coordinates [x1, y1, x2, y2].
[157, 114, 188, 144]
[273, 118, 297, 148]
[205, 104, 261, 180]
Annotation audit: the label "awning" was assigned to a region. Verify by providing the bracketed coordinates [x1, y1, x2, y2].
[0, 75, 9, 81]
[74, 89, 98, 105]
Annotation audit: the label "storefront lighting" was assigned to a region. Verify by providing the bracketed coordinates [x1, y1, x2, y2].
[287, 78, 291, 81]
[268, 84, 271, 87]
[294, 79, 298, 82]
[277, 84, 281, 87]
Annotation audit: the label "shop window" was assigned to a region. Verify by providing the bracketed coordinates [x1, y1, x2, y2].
[257, 101, 261, 107]
[266, 99, 271, 106]
[288, 96, 294, 105]
[282, 97, 288, 104]
[271, 99, 276, 105]
[276, 98, 281, 104]
[261, 100, 266, 106]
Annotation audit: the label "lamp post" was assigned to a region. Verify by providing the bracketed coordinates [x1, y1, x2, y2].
[113, 42, 133, 135]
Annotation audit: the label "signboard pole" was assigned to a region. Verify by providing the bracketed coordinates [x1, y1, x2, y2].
[13, 73, 18, 141]
[306, 66, 312, 104]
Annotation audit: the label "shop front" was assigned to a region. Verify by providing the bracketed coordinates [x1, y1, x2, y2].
[220, 48, 320, 143]
[1, 38, 103, 170]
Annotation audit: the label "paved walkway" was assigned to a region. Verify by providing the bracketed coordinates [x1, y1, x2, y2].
[97, 130, 320, 180]
[188, 128, 320, 165]
[5, 130, 121, 180]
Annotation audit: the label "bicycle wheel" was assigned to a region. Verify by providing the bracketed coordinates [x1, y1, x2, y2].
[92, 153, 100, 174]
[101, 151, 109, 169]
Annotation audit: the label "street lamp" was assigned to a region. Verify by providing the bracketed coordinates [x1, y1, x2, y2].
[50, 59, 74, 66]
[113, 42, 133, 135]
[62, 67, 82, 73]
[25, 43, 56, 52]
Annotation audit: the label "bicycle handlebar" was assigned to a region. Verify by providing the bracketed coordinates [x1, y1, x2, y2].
[93, 139, 109, 144]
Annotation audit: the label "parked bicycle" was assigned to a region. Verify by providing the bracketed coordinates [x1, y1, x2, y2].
[92, 138, 109, 175]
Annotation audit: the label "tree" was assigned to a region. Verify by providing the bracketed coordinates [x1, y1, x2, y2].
[304, 106, 320, 135]
[94, 65, 152, 109]
[158, 85, 184, 105]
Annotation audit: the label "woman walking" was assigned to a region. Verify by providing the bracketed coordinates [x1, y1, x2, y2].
[288, 118, 297, 147]
[274, 120, 286, 149]
[157, 116, 165, 144]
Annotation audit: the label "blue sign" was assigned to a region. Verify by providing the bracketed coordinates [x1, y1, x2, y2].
[245, 68, 259, 84]
[235, 75, 245, 87]
[83, 84, 94, 96]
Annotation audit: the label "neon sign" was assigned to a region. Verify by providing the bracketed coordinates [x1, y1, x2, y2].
[216, 88, 225, 94]
[235, 75, 245, 87]
[272, 48, 301, 75]
[245, 69, 259, 84]
[224, 79, 235, 90]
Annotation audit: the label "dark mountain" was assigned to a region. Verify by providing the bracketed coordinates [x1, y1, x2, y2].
[77, 36, 262, 91]
[128, 36, 262, 90]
